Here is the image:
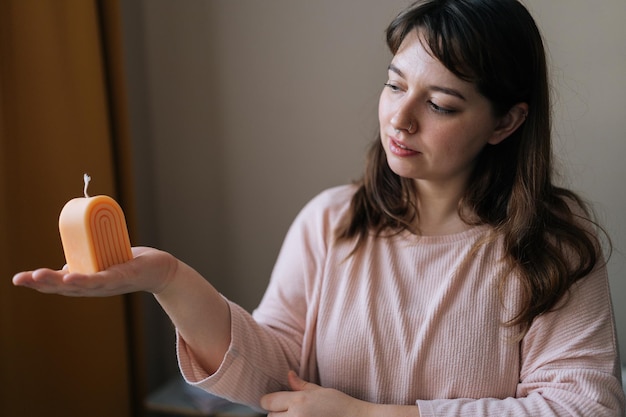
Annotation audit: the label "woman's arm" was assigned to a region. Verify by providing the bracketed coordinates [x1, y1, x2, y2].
[152, 255, 231, 374]
[414, 262, 625, 417]
[261, 371, 421, 417]
[13, 246, 231, 374]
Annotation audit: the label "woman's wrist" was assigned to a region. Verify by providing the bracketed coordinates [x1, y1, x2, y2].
[147, 249, 180, 295]
[367, 403, 421, 417]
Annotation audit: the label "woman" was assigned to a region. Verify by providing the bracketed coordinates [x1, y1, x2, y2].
[13, 0, 625, 415]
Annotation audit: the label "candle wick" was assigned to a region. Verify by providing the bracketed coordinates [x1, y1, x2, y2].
[83, 174, 91, 198]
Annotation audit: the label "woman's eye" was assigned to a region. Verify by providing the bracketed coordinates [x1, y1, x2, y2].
[428, 101, 455, 114]
[383, 82, 402, 92]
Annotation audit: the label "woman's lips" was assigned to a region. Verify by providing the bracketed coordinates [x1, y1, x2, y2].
[389, 137, 419, 157]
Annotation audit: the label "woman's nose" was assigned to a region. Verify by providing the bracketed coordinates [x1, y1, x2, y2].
[391, 102, 417, 133]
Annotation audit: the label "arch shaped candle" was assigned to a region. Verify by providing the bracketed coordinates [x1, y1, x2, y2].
[59, 175, 133, 274]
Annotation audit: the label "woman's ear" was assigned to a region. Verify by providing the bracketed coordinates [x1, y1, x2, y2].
[488, 102, 529, 145]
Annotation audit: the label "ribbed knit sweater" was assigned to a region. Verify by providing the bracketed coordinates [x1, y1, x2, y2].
[178, 185, 625, 416]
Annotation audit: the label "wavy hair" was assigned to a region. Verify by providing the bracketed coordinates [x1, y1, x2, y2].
[337, 0, 607, 335]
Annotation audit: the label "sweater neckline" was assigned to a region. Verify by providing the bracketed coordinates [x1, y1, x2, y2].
[394, 224, 492, 245]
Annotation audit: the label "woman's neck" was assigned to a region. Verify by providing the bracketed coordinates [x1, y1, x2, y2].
[413, 180, 473, 236]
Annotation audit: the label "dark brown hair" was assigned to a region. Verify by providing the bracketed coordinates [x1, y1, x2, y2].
[337, 0, 607, 335]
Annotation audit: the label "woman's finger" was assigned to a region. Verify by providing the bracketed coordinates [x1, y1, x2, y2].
[260, 390, 291, 413]
[14, 265, 128, 297]
[11, 246, 168, 295]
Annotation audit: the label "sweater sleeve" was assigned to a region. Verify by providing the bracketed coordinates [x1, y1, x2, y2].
[176, 187, 341, 409]
[416, 263, 625, 416]
[176, 300, 290, 410]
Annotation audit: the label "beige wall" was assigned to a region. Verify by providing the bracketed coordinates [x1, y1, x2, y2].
[120, 0, 626, 388]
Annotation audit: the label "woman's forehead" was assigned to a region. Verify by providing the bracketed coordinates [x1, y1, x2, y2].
[391, 31, 474, 88]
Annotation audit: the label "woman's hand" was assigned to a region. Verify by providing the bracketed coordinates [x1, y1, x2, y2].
[12, 246, 177, 297]
[261, 371, 369, 417]
[261, 371, 421, 417]
[13, 246, 231, 374]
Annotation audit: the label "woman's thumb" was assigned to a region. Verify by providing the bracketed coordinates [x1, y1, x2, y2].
[288, 370, 316, 391]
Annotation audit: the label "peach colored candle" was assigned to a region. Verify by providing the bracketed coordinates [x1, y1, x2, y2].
[59, 174, 133, 274]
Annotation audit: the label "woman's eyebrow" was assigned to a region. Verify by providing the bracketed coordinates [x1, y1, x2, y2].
[387, 63, 467, 101]
[388, 63, 405, 78]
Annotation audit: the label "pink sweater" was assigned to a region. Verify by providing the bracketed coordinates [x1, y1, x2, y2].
[178, 185, 625, 416]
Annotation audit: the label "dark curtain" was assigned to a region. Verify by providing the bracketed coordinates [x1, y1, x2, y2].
[0, 1, 143, 415]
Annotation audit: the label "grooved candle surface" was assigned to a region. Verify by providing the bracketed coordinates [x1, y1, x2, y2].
[59, 195, 133, 274]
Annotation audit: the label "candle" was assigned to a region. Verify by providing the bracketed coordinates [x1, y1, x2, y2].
[58, 174, 133, 274]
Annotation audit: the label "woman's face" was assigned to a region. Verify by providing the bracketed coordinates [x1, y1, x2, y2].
[378, 31, 509, 192]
